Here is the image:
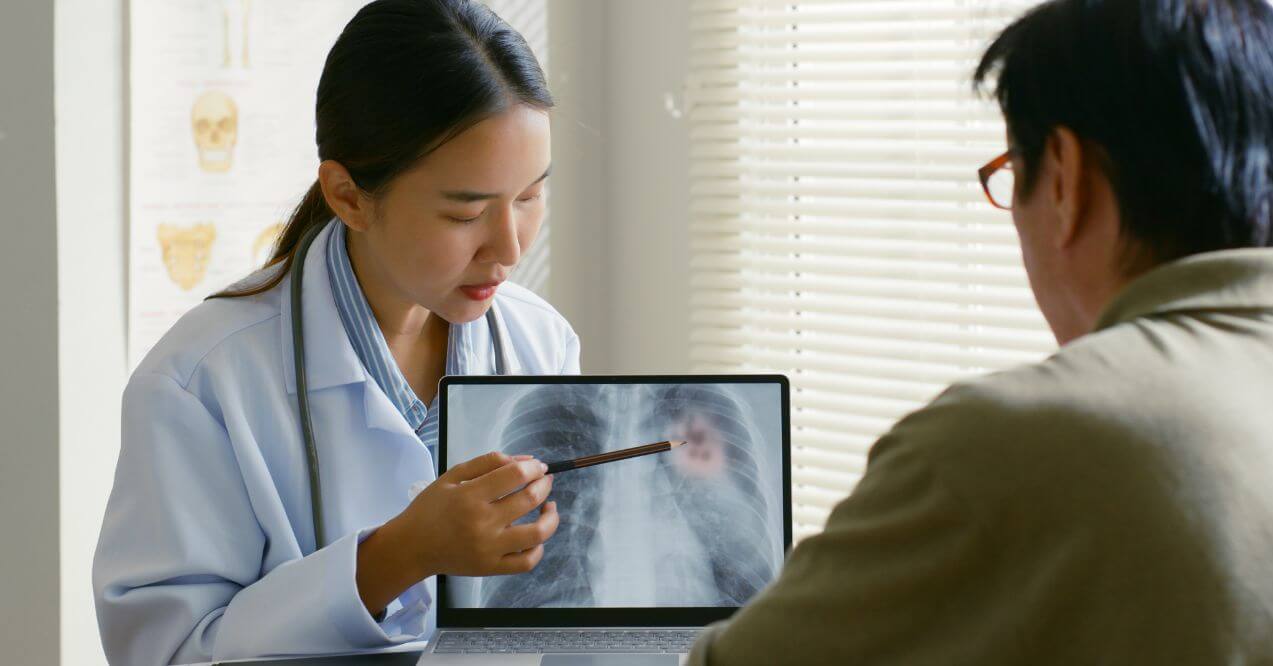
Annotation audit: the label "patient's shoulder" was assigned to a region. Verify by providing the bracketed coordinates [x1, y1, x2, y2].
[875, 330, 1170, 513]
[897, 321, 1164, 442]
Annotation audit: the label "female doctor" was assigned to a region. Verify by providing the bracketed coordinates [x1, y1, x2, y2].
[92, 1, 574, 663]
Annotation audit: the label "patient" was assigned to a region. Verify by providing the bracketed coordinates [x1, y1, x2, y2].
[689, 0, 1273, 663]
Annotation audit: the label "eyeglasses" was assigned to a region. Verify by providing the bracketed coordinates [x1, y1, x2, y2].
[978, 150, 1015, 211]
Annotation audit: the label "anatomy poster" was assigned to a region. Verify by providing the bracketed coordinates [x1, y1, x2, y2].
[128, 0, 549, 367]
[443, 382, 786, 608]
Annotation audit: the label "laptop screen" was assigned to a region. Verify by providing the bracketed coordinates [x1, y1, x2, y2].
[437, 375, 790, 626]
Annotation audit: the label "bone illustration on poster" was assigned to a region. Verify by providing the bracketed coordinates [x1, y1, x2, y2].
[157, 222, 217, 291]
[220, 0, 252, 68]
[447, 382, 783, 609]
[191, 90, 239, 173]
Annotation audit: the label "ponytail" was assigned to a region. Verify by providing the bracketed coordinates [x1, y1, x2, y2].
[210, 181, 332, 299]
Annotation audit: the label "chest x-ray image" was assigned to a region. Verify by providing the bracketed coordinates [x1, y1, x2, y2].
[442, 381, 786, 609]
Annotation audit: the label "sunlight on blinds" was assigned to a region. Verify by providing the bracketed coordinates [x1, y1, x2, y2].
[686, 0, 1054, 539]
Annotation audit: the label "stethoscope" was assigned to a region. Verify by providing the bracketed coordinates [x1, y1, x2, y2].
[290, 221, 513, 548]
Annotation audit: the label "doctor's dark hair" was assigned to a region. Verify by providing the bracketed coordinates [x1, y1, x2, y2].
[217, 0, 552, 298]
[974, 0, 1273, 268]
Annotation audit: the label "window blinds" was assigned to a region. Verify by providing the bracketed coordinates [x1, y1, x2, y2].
[686, 0, 1054, 539]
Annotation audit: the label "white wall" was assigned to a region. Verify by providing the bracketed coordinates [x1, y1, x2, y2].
[55, 0, 129, 663]
[548, 0, 692, 374]
[602, 0, 691, 374]
[547, 0, 612, 372]
[0, 2, 61, 664]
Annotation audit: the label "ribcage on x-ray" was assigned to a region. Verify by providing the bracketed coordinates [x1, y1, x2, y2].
[475, 383, 779, 608]
[638, 385, 776, 605]
[480, 385, 607, 608]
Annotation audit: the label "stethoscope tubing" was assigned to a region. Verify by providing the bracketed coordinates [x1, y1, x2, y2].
[291, 222, 329, 550]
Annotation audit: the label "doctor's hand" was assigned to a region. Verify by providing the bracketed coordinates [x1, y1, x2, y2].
[356, 452, 558, 615]
[407, 451, 559, 576]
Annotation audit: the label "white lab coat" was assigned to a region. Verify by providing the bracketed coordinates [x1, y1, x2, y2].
[93, 221, 581, 665]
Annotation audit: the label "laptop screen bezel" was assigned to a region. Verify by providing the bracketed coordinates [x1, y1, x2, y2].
[435, 373, 792, 628]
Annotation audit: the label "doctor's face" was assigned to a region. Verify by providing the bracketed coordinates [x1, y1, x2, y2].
[357, 104, 551, 325]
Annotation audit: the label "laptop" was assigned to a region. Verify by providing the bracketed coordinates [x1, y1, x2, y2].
[419, 374, 792, 665]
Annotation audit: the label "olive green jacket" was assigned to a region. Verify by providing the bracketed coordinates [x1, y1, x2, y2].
[689, 249, 1273, 665]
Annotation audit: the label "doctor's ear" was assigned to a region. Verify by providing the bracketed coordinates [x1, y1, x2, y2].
[318, 160, 375, 232]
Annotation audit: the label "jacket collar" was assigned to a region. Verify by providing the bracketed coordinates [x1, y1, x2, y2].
[1095, 248, 1273, 331]
[279, 219, 368, 394]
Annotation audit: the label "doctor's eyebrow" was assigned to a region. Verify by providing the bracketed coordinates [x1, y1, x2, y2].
[441, 165, 552, 203]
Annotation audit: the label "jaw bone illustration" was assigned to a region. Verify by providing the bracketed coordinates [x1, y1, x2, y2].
[476, 384, 780, 608]
[191, 91, 239, 173]
[157, 223, 217, 291]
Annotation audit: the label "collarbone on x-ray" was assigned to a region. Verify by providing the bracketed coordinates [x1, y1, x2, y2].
[473, 383, 780, 609]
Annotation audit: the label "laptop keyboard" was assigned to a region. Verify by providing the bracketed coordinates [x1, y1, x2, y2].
[432, 629, 702, 654]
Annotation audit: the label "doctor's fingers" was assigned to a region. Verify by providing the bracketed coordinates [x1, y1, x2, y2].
[497, 500, 559, 555]
[493, 543, 546, 575]
[443, 451, 515, 483]
[470, 459, 548, 501]
[492, 474, 553, 523]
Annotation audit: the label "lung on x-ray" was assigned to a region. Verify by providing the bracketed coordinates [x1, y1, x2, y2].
[443, 382, 785, 609]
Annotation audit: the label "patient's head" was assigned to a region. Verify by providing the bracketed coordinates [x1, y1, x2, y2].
[974, 0, 1273, 344]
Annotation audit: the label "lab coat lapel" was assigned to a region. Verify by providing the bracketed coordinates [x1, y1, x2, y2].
[274, 220, 437, 549]
[279, 220, 367, 394]
[277, 220, 423, 451]
[359, 354, 439, 481]
[361, 378, 420, 438]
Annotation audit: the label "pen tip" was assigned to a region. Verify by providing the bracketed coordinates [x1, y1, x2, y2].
[669, 439, 686, 448]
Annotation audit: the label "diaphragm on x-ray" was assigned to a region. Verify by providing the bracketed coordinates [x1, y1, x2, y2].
[443, 382, 784, 609]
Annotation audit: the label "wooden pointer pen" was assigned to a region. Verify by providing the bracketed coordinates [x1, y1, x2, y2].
[543, 440, 686, 474]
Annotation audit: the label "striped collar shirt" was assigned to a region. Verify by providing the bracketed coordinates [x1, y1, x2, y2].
[326, 221, 461, 460]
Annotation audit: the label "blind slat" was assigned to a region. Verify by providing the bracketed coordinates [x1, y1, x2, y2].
[689, 0, 1048, 538]
[691, 253, 1032, 287]
[691, 271, 1040, 309]
[696, 291, 1045, 331]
